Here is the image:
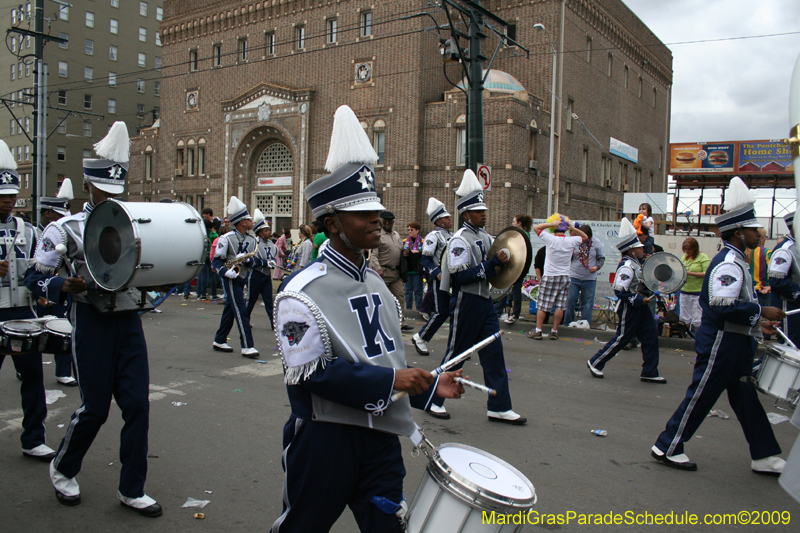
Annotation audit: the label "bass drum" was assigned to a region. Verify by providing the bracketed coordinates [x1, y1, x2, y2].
[84, 200, 207, 291]
[641, 252, 687, 295]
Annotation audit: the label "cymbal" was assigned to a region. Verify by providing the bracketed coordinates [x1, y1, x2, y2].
[487, 226, 532, 290]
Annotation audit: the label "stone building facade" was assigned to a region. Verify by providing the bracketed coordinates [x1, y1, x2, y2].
[129, 0, 672, 235]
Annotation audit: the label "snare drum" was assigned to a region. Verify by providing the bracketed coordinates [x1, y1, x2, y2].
[0, 321, 44, 355]
[756, 344, 800, 407]
[405, 443, 536, 532]
[83, 200, 207, 291]
[41, 318, 73, 354]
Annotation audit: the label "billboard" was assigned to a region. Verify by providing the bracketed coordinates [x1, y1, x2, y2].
[670, 140, 793, 176]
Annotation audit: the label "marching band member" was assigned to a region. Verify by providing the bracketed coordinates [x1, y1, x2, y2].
[0, 140, 56, 463]
[587, 217, 665, 383]
[271, 105, 463, 532]
[36, 179, 77, 386]
[246, 209, 278, 330]
[411, 197, 453, 357]
[25, 122, 162, 516]
[428, 170, 526, 424]
[768, 210, 800, 346]
[652, 177, 785, 474]
[212, 196, 260, 358]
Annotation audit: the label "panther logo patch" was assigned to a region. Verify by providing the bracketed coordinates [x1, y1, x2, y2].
[620, 274, 630, 281]
[426, 240, 433, 246]
[282, 321, 310, 346]
[452, 247, 465, 257]
[775, 257, 787, 265]
[718, 274, 738, 287]
[41, 237, 56, 253]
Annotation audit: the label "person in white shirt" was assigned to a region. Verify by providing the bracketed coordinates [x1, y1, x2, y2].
[527, 216, 586, 340]
[639, 203, 655, 255]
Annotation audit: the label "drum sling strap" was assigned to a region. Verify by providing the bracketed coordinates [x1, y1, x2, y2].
[2, 217, 30, 308]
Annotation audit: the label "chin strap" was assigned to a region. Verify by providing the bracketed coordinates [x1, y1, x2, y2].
[333, 212, 365, 255]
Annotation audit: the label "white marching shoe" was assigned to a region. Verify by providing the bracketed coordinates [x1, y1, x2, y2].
[428, 404, 450, 420]
[752, 456, 785, 475]
[118, 491, 163, 517]
[212, 342, 234, 353]
[22, 443, 56, 461]
[411, 334, 429, 356]
[56, 376, 78, 386]
[487, 410, 527, 425]
[50, 461, 81, 506]
[241, 347, 260, 359]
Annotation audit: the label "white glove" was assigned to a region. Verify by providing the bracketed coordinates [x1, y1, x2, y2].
[235, 252, 246, 259]
[224, 269, 238, 279]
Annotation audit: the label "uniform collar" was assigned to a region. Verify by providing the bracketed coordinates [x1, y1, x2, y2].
[83, 203, 94, 214]
[322, 245, 367, 282]
[2, 214, 13, 224]
[723, 242, 746, 261]
[463, 222, 479, 234]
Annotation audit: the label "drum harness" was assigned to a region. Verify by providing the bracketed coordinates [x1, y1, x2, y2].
[2, 217, 31, 308]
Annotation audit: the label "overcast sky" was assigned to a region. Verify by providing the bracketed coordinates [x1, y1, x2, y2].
[622, 0, 800, 222]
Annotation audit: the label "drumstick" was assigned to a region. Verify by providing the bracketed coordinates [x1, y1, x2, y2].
[785, 308, 800, 316]
[390, 331, 504, 403]
[455, 377, 497, 396]
[774, 327, 799, 350]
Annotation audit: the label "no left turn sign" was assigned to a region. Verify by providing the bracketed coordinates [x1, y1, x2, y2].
[476, 164, 492, 191]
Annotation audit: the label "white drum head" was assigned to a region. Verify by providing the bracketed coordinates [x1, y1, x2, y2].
[84, 200, 140, 291]
[769, 344, 800, 365]
[436, 444, 534, 502]
[45, 318, 72, 336]
[2, 321, 43, 335]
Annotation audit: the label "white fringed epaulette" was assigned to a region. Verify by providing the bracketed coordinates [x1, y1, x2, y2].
[34, 222, 68, 275]
[447, 236, 471, 274]
[612, 262, 635, 292]
[274, 290, 334, 386]
[768, 246, 793, 280]
[708, 251, 744, 306]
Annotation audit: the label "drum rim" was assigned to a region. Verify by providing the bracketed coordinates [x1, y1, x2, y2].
[428, 442, 536, 510]
[44, 318, 72, 335]
[1, 321, 44, 335]
[766, 345, 800, 367]
[84, 199, 141, 291]
[641, 252, 687, 295]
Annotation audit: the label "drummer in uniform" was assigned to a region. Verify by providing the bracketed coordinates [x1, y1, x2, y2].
[212, 196, 261, 358]
[25, 122, 162, 516]
[768, 210, 800, 346]
[271, 105, 464, 532]
[410, 198, 452, 358]
[36, 179, 77, 386]
[246, 209, 279, 330]
[651, 177, 785, 474]
[428, 170, 526, 424]
[587, 217, 665, 383]
[0, 139, 56, 463]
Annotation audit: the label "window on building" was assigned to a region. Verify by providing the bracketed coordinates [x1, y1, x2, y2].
[139, 27, 147, 42]
[58, 32, 68, 49]
[155, 56, 162, 71]
[110, 19, 119, 34]
[145, 152, 152, 180]
[137, 53, 146, 68]
[83, 149, 91, 159]
[373, 127, 385, 165]
[24, 117, 29, 133]
[57, 122, 66, 134]
[85, 39, 93, 55]
[140, 2, 148, 17]
[361, 11, 373, 37]
[84, 94, 92, 110]
[18, 63, 23, 78]
[187, 147, 195, 176]
[456, 127, 466, 166]
[108, 99, 116, 114]
[624, 66, 629, 88]
[137, 104, 145, 118]
[10, 65, 14, 81]
[176, 147, 185, 171]
[653, 87, 657, 107]
[59, 6, 68, 20]
[24, 173, 29, 188]
[586, 36, 592, 62]
[638, 76, 643, 98]
[582, 148, 589, 182]
[566, 99, 574, 132]
[154, 81, 161, 96]
[57, 146, 66, 161]
[265, 33, 275, 55]
[9, 120, 14, 136]
[190, 50, 198, 71]
[238, 38, 248, 61]
[111, 0, 119, 8]
[156, 7, 163, 21]
[108, 72, 116, 86]
[84, 67, 93, 82]
[11, 36, 16, 53]
[137, 79, 145, 93]
[25, 35, 30, 48]
[16, 146, 21, 162]
[25, 62, 30, 77]
[213, 44, 222, 66]
[110, 45, 118, 60]
[198, 145, 206, 175]
[295, 26, 305, 50]
[156, 32, 161, 46]
[607, 53, 613, 77]
[83, 121, 92, 137]
[506, 23, 516, 42]
[58, 61, 68, 77]
[85, 12, 94, 28]
[327, 18, 338, 44]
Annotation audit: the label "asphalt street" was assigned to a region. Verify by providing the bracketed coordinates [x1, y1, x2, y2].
[1, 294, 798, 532]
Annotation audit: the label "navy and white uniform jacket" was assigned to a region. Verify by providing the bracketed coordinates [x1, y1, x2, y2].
[0, 215, 37, 309]
[441, 222, 502, 298]
[768, 236, 800, 343]
[212, 230, 262, 280]
[420, 227, 452, 282]
[611, 256, 649, 311]
[253, 237, 279, 277]
[275, 245, 439, 437]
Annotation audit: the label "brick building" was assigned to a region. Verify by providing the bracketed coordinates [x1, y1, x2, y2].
[130, 0, 672, 234]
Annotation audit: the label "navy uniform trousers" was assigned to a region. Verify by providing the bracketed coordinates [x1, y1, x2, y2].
[272, 415, 404, 533]
[246, 270, 274, 330]
[37, 301, 73, 380]
[0, 306, 48, 450]
[215, 276, 254, 348]
[417, 278, 449, 343]
[589, 302, 660, 377]
[53, 302, 150, 498]
[431, 292, 512, 412]
[655, 334, 781, 460]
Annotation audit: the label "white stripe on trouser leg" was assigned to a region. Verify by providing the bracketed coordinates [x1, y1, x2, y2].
[227, 278, 248, 348]
[594, 305, 629, 366]
[419, 282, 440, 338]
[271, 417, 304, 533]
[442, 292, 463, 363]
[667, 330, 723, 457]
[54, 305, 84, 470]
